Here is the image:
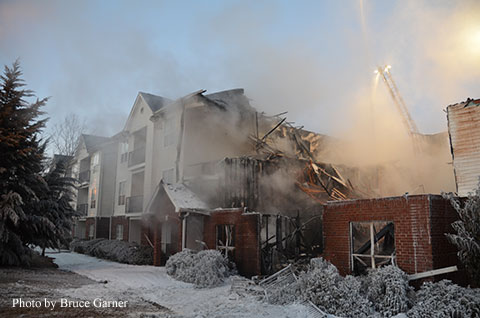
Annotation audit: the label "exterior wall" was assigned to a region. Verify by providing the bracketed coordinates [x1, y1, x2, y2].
[124, 97, 154, 215]
[114, 139, 129, 217]
[182, 107, 252, 178]
[99, 142, 118, 217]
[203, 209, 261, 277]
[151, 107, 179, 187]
[447, 99, 480, 196]
[111, 216, 129, 241]
[322, 195, 459, 278]
[88, 150, 101, 217]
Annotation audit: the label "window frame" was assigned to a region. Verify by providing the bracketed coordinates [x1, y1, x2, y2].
[350, 221, 395, 273]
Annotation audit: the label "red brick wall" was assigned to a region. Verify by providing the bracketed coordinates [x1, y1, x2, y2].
[323, 195, 459, 277]
[111, 216, 129, 241]
[203, 209, 261, 277]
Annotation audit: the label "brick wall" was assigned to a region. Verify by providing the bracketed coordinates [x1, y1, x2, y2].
[111, 216, 129, 241]
[323, 194, 460, 278]
[203, 209, 261, 277]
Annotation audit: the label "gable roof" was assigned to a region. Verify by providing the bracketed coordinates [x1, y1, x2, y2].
[82, 134, 110, 152]
[145, 181, 210, 215]
[139, 92, 172, 112]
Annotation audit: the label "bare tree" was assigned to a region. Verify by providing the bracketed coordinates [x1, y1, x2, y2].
[50, 114, 87, 156]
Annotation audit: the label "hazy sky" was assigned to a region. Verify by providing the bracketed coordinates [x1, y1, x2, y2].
[1, 0, 479, 140]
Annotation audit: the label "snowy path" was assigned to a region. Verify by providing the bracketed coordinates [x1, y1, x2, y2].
[51, 251, 312, 318]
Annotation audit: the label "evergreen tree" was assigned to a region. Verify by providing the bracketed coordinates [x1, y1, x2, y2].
[444, 183, 480, 286]
[0, 61, 48, 265]
[35, 158, 77, 255]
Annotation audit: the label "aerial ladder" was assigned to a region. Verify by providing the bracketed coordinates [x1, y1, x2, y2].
[375, 65, 422, 153]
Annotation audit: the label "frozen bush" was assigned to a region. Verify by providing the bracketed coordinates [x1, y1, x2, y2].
[362, 265, 413, 317]
[166, 249, 235, 288]
[70, 239, 153, 265]
[294, 258, 374, 317]
[407, 280, 480, 318]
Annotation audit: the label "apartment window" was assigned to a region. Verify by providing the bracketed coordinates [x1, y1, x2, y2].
[216, 224, 235, 259]
[90, 187, 96, 209]
[118, 181, 126, 205]
[120, 142, 129, 163]
[163, 118, 176, 147]
[89, 224, 94, 239]
[162, 168, 174, 184]
[116, 224, 124, 240]
[350, 221, 395, 275]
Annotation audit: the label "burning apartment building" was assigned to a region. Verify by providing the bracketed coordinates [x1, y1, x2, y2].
[69, 88, 464, 279]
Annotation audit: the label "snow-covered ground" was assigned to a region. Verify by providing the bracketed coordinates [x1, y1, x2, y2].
[51, 251, 313, 318]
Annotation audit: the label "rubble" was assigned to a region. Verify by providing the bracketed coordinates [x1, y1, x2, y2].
[166, 249, 235, 288]
[70, 239, 153, 265]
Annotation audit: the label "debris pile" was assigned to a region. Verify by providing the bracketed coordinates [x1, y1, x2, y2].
[258, 258, 479, 317]
[166, 249, 235, 288]
[70, 239, 153, 265]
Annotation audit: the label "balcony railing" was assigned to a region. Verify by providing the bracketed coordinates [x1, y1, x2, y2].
[128, 147, 146, 167]
[79, 170, 90, 183]
[77, 203, 88, 216]
[126, 195, 143, 213]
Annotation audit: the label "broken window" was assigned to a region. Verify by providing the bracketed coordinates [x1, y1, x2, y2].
[350, 221, 395, 275]
[216, 224, 235, 259]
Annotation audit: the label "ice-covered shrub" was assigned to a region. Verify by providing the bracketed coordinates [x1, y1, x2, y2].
[444, 188, 480, 286]
[407, 280, 480, 318]
[362, 265, 413, 317]
[266, 258, 374, 316]
[166, 249, 235, 288]
[70, 239, 153, 265]
[295, 258, 374, 317]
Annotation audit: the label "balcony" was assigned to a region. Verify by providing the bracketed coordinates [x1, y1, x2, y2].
[128, 147, 145, 167]
[126, 196, 143, 213]
[79, 170, 90, 183]
[77, 203, 88, 216]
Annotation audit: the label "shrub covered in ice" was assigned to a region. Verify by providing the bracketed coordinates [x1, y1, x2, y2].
[361, 265, 413, 317]
[407, 280, 480, 318]
[298, 258, 374, 317]
[267, 258, 374, 317]
[70, 239, 153, 265]
[166, 249, 235, 288]
[262, 258, 480, 317]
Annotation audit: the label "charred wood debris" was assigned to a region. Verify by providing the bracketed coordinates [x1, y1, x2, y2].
[221, 112, 375, 274]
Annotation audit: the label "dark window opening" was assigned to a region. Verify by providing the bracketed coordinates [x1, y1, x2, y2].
[350, 221, 395, 275]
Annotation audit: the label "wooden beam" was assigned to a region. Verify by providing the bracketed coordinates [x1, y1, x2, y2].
[407, 266, 458, 281]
